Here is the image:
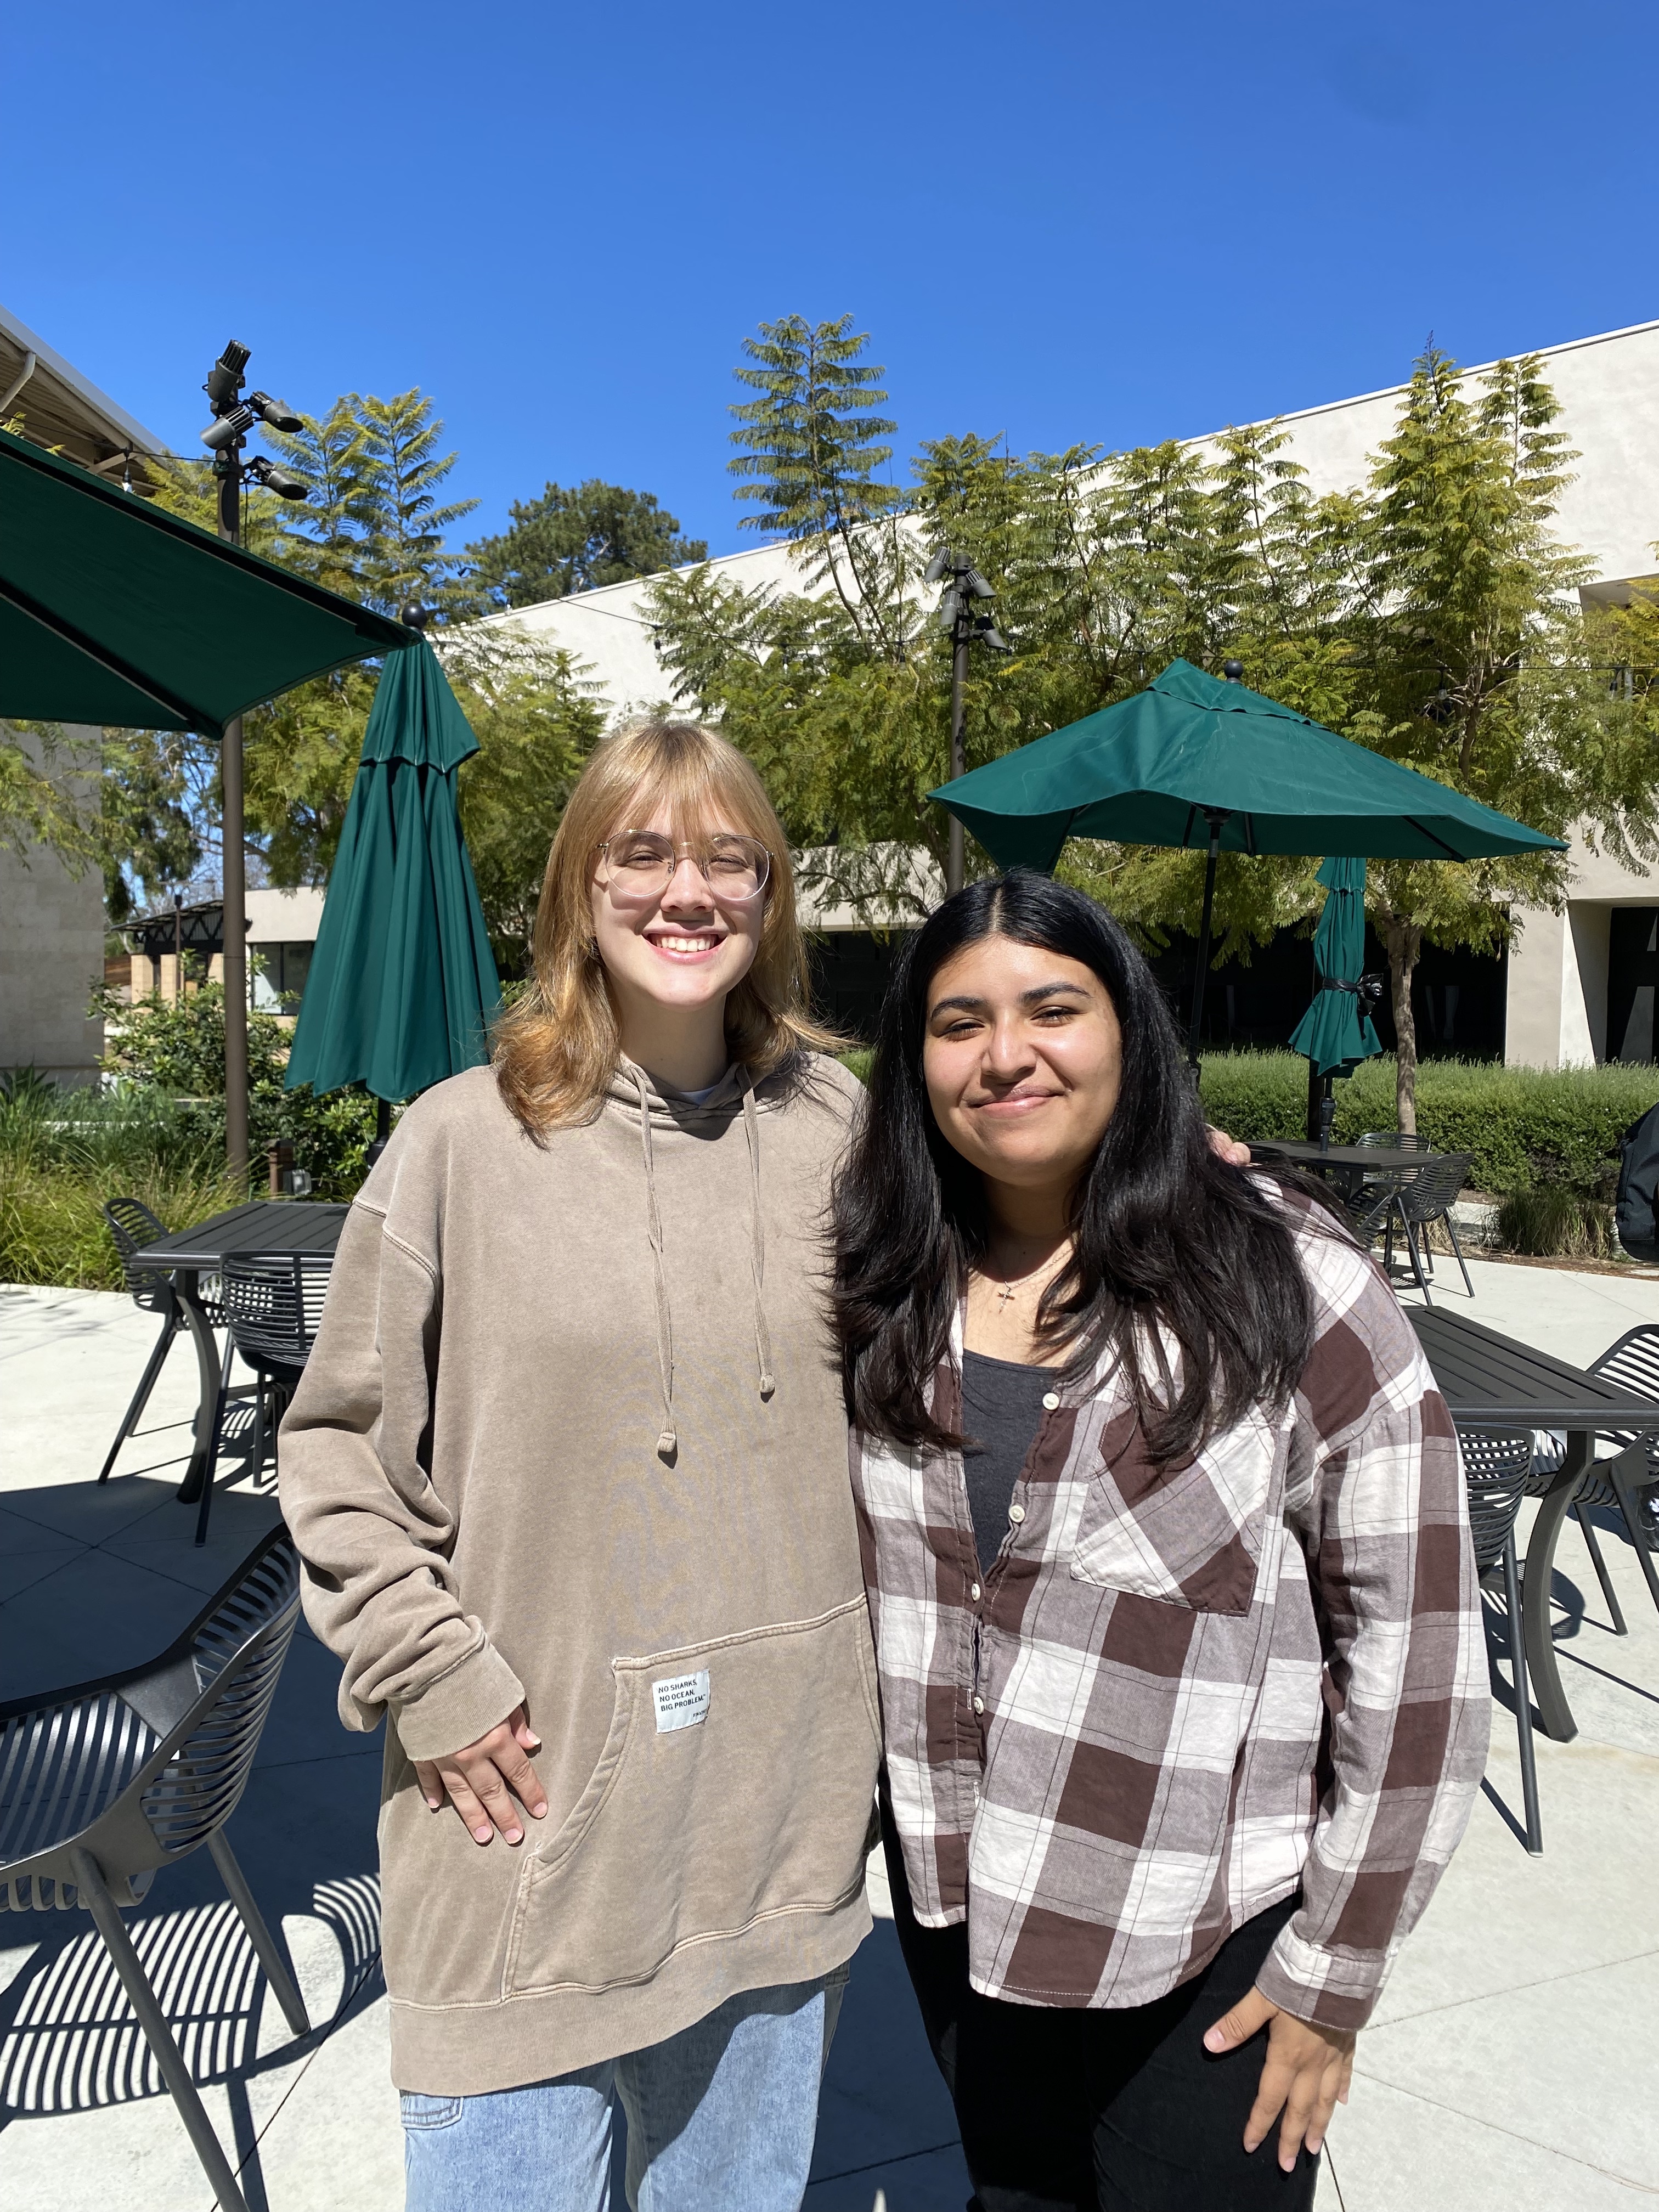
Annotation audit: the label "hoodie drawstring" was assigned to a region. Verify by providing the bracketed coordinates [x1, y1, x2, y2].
[631, 1065, 679, 1463]
[631, 1062, 774, 1466]
[740, 1070, 776, 1403]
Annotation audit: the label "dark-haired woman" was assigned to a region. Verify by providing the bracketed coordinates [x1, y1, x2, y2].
[832, 872, 1488, 2212]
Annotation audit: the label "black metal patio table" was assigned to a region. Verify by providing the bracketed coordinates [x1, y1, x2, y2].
[132, 1200, 349, 1512]
[1252, 1138, 1430, 1200]
[1408, 1305, 1659, 1743]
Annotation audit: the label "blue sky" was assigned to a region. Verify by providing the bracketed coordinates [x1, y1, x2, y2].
[13, 1, 1657, 559]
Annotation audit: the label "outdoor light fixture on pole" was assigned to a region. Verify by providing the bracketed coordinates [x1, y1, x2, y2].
[926, 547, 1007, 894]
[199, 340, 307, 1181]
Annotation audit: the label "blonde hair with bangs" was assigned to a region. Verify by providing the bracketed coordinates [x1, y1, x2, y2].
[494, 720, 837, 1135]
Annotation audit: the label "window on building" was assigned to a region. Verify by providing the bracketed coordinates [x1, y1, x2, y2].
[250, 941, 313, 1013]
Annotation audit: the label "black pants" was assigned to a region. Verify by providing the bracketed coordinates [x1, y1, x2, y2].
[881, 1805, 1321, 2212]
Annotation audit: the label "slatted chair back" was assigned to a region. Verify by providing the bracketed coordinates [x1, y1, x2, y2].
[103, 1197, 174, 1314]
[1356, 1130, 1433, 1150]
[0, 1534, 298, 1913]
[220, 1253, 334, 1378]
[1589, 1324, 1659, 1409]
[102, 1197, 227, 1327]
[1458, 1427, 1533, 1572]
[1395, 1152, 1473, 1228]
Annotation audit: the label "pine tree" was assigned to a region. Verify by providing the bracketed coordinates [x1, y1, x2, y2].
[466, 481, 707, 608]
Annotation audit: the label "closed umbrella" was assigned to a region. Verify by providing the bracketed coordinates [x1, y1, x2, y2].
[1288, 856, 1383, 1145]
[285, 638, 500, 1129]
[930, 658, 1564, 1062]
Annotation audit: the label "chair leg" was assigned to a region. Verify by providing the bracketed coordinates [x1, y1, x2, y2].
[1603, 1451, 1659, 1621]
[1572, 1503, 1628, 1635]
[208, 1828, 312, 2040]
[69, 1845, 252, 2212]
[1400, 1207, 1433, 1304]
[98, 1309, 179, 1482]
[194, 1351, 235, 1549]
[249, 1377, 267, 1487]
[1499, 1539, 1543, 1855]
[1445, 1211, 1477, 1298]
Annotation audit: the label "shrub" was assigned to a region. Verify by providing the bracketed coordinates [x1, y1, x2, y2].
[99, 983, 378, 1197]
[1496, 1187, 1619, 1260]
[0, 1082, 246, 1288]
[1198, 1052, 1659, 1201]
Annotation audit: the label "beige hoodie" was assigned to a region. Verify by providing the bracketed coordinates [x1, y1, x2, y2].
[279, 1053, 880, 2094]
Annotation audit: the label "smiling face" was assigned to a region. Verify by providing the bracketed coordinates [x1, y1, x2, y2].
[922, 933, 1124, 1202]
[588, 800, 768, 1036]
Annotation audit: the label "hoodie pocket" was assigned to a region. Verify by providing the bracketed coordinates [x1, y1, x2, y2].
[503, 1598, 881, 1999]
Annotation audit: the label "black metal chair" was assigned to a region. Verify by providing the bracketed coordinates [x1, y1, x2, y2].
[1459, 1427, 1543, 1854]
[98, 1200, 228, 1484]
[1573, 1324, 1659, 1627]
[0, 1532, 310, 2212]
[1355, 1130, 1433, 1150]
[1345, 1173, 1430, 1299]
[1392, 1150, 1476, 1303]
[196, 1253, 334, 1544]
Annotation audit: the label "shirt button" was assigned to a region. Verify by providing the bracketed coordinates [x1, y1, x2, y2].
[972, 1695, 985, 1714]
[970, 1583, 981, 1602]
[1008, 1503, 1026, 1525]
[1042, 1391, 1060, 1411]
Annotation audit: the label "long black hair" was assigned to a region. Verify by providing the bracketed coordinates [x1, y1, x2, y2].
[831, 870, 1329, 1464]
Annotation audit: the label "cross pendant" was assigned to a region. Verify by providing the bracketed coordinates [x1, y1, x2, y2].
[996, 1284, 1016, 1310]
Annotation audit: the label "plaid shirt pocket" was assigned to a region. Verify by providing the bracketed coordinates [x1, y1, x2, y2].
[1069, 1404, 1284, 1614]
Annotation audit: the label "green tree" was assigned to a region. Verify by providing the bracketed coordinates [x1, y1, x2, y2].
[729, 314, 909, 656]
[466, 481, 707, 608]
[1345, 349, 1655, 1126]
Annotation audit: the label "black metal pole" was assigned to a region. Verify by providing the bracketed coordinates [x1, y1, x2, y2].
[215, 453, 250, 1187]
[947, 584, 968, 896]
[1186, 811, 1226, 1072]
[366, 1095, 392, 1171]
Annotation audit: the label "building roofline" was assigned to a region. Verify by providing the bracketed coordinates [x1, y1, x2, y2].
[0, 300, 169, 455]
[1211, 317, 1659, 439]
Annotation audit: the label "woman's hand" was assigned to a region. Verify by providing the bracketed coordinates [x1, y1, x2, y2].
[1204, 1985, 1355, 2170]
[1206, 1124, 1253, 1167]
[414, 1703, 549, 1846]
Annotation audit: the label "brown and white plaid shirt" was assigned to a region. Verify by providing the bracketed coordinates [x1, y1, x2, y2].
[851, 1192, 1489, 2032]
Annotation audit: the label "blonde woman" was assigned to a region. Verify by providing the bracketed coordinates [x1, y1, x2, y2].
[280, 723, 883, 2211]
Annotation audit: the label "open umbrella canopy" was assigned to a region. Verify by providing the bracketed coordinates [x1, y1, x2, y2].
[929, 659, 1567, 871]
[285, 639, 501, 1103]
[0, 428, 410, 734]
[1289, 856, 1383, 1078]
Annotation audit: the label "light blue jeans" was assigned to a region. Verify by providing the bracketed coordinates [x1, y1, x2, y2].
[401, 1972, 845, 2211]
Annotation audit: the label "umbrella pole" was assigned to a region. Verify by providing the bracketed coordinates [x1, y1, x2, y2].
[367, 1096, 392, 1171]
[1186, 811, 1226, 1074]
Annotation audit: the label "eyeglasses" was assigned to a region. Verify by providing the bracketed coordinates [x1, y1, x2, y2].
[596, 831, 772, 904]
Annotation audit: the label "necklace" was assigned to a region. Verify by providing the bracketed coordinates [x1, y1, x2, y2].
[984, 1249, 1068, 1311]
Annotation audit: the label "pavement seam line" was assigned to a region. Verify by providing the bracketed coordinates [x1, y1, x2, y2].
[1348, 2067, 1659, 2195]
[1368, 1943, 1659, 2029]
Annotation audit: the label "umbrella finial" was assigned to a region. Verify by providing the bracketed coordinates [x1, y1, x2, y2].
[400, 601, 433, 632]
[1222, 659, 1244, 684]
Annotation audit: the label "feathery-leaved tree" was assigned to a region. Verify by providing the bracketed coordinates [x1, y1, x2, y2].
[1344, 349, 1658, 1125]
[729, 314, 910, 659]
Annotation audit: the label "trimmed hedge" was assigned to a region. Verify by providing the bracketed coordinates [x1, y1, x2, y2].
[1197, 1052, 1659, 1199]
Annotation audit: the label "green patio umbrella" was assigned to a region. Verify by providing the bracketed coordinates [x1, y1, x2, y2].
[285, 638, 501, 1119]
[930, 658, 1564, 1060]
[0, 428, 410, 729]
[1289, 856, 1383, 1143]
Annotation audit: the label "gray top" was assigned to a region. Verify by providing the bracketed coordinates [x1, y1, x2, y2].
[961, 1348, 1057, 1576]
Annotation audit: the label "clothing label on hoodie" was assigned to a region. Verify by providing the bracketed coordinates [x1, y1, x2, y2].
[652, 1670, 711, 1734]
